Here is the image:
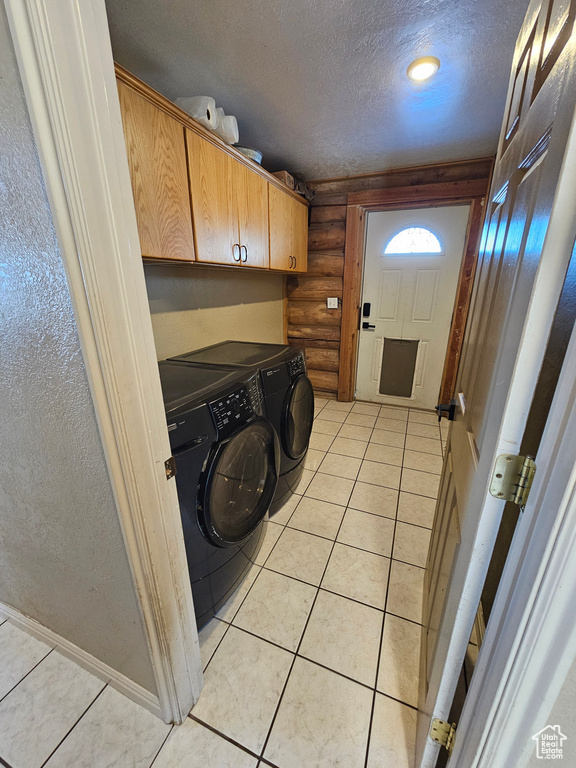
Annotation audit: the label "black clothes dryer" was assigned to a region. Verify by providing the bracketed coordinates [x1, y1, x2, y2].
[169, 341, 314, 515]
[159, 361, 279, 629]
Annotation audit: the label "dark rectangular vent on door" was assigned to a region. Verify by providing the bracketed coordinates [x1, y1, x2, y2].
[379, 338, 419, 397]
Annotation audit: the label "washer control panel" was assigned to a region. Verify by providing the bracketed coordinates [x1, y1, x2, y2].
[287, 353, 306, 378]
[210, 385, 252, 438]
[246, 373, 265, 416]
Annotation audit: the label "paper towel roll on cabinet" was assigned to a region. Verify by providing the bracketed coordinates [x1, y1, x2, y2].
[175, 96, 218, 130]
[215, 114, 239, 145]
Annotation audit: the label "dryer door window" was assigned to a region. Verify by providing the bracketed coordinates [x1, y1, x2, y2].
[282, 375, 314, 460]
[201, 419, 279, 546]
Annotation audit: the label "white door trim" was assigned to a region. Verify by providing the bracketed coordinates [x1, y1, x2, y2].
[449, 109, 576, 766]
[4, 0, 203, 723]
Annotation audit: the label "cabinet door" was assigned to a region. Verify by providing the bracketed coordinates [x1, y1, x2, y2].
[291, 197, 309, 273]
[269, 185, 309, 272]
[118, 82, 195, 262]
[269, 183, 295, 271]
[237, 164, 269, 268]
[186, 129, 239, 266]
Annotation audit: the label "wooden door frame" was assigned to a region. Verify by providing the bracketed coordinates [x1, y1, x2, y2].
[5, 0, 203, 722]
[338, 180, 489, 402]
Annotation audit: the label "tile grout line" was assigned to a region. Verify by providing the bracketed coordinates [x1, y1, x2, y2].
[0, 646, 55, 706]
[38, 683, 108, 768]
[147, 724, 175, 768]
[361, 405, 408, 768]
[257, 438, 355, 763]
[187, 713, 281, 768]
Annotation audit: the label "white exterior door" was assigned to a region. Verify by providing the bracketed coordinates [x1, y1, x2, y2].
[356, 206, 470, 409]
[417, 0, 576, 764]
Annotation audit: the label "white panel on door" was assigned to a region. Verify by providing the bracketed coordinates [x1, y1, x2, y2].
[378, 270, 402, 320]
[372, 336, 384, 382]
[412, 270, 440, 323]
[414, 340, 430, 390]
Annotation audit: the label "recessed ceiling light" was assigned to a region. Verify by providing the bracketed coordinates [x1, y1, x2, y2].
[407, 56, 440, 82]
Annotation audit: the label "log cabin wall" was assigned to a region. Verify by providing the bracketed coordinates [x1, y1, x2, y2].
[287, 157, 493, 399]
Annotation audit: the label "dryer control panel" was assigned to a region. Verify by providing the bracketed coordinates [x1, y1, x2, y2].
[246, 373, 265, 416]
[286, 353, 306, 378]
[210, 385, 253, 438]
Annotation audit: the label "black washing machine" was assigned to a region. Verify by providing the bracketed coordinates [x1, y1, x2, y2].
[159, 360, 279, 629]
[168, 341, 314, 515]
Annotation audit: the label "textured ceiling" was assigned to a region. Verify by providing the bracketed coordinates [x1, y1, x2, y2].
[105, 0, 529, 180]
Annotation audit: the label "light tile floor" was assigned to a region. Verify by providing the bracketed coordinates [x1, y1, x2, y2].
[0, 398, 448, 768]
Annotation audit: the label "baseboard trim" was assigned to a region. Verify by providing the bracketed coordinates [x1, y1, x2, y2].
[0, 602, 163, 719]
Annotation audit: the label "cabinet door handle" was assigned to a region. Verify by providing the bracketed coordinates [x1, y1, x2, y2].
[240, 245, 248, 263]
[233, 244, 241, 262]
[289, 255, 295, 270]
[292, 256, 297, 270]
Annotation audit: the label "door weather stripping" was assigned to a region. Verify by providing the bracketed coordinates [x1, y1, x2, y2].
[430, 719, 457, 754]
[489, 454, 536, 508]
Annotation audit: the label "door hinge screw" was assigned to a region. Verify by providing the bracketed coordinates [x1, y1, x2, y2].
[430, 719, 457, 754]
[489, 454, 536, 508]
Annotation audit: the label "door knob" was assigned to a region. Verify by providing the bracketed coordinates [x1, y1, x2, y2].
[362, 322, 376, 330]
[436, 399, 457, 422]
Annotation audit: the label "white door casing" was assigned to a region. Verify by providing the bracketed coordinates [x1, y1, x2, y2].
[417, 0, 576, 764]
[357, 206, 470, 410]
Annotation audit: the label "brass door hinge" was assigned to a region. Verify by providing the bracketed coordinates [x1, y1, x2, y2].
[165, 456, 177, 480]
[489, 454, 536, 508]
[431, 719, 457, 754]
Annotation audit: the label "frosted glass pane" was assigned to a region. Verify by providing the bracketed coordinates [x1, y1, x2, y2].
[384, 227, 442, 254]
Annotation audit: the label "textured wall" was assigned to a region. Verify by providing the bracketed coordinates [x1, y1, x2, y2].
[0, 5, 156, 694]
[145, 264, 284, 359]
[105, 0, 528, 178]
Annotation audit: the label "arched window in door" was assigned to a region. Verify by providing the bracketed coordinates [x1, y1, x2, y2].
[384, 226, 443, 255]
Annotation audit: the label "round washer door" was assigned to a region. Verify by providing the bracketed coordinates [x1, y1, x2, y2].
[199, 418, 279, 547]
[282, 374, 314, 460]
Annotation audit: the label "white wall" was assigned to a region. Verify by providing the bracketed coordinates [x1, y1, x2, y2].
[525, 656, 576, 766]
[0, 4, 156, 694]
[145, 263, 285, 359]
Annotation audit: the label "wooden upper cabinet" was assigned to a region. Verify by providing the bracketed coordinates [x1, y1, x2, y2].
[187, 129, 270, 268]
[117, 81, 195, 262]
[269, 184, 308, 273]
[292, 197, 309, 273]
[186, 129, 238, 266]
[236, 164, 269, 269]
[117, 67, 307, 272]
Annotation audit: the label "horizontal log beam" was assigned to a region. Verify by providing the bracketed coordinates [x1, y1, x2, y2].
[309, 157, 493, 194]
[306, 252, 344, 277]
[308, 369, 338, 392]
[288, 338, 340, 350]
[287, 324, 341, 341]
[288, 300, 342, 327]
[304, 347, 340, 372]
[310, 205, 347, 224]
[286, 275, 343, 299]
[311, 193, 348, 207]
[308, 222, 346, 251]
